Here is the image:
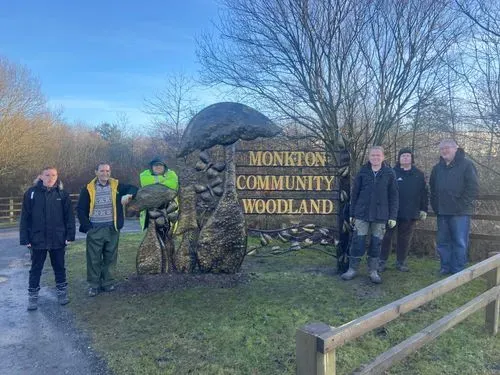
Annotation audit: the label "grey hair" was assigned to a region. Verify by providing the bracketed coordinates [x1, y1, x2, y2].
[439, 139, 458, 148]
[369, 145, 384, 154]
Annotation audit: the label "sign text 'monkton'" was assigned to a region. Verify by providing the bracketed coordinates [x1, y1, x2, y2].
[247, 151, 327, 167]
[241, 199, 335, 215]
[236, 175, 334, 191]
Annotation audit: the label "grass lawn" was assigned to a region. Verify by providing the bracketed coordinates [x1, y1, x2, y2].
[65, 234, 500, 375]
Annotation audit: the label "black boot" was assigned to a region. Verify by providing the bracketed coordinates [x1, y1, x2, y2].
[368, 257, 382, 284]
[56, 283, 69, 305]
[341, 257, 361, 280]
[368, 235, 383, 283]
[378, 259, 387, 272]
[27, 288, 39, 311]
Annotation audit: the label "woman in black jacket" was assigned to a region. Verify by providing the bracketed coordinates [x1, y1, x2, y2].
[379, 148, 428, 272]
[20, 167, 75, 310]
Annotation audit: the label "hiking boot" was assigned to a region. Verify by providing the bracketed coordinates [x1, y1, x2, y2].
[27, 289, 39, 311]
[341, 257, 361, 281]
[439, 268, 450, 276]
[101, 285, 115, 292]
[56, 284, 70, 305]
[368, 257, 382, 284]
[88, 287, 99, 297]
[396, 263, 409, 272]
[378, 260, 387, 272]
[369, 270, 382, 284]
[341, 267, 358, 280]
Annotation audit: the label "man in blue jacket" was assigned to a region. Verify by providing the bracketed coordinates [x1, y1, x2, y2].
[20, 167, 75, 311]
[379, 148, 428, 272]
[430, 140, 478, 274]
[342, 146, 398, 283]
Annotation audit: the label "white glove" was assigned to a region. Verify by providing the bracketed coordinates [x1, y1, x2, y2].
[349, 217, 355, 225]
[388, 220, 397, 229]
[419, 211, 427, 221]
[121, 194, 133, 205]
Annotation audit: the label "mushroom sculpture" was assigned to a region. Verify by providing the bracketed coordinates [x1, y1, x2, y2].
[177, 102, 280, 273]
[126, 184, 178, 274]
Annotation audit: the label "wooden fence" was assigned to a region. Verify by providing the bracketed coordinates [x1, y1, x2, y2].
[296, 252, 500, 374]
[414, 194, 500, 242]
[0, 194, 79, 224]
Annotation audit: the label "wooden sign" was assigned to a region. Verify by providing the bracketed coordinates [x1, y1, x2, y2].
[235, 141, 339, 224]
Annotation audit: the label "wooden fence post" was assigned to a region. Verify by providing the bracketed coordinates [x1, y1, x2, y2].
[296, 323, 335, 375]
[486, 253, 500, 335]
[9, 198, 14, 224]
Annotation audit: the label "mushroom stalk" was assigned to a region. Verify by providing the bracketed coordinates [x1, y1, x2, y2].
[224, 143, 236, 191]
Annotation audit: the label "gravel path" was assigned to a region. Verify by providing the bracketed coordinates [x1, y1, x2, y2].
[0, 220, 140, 375]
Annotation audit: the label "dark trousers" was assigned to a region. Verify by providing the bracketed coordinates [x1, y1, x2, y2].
[380, 220, 416, 264]
[86, 226, 120, 288]
[29, 248, 66, 292]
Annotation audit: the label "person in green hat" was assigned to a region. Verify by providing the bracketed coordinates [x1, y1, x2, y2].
[139, 157, 179, 231]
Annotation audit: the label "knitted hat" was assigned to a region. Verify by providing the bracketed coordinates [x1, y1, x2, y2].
[149, 157, 167, 168]
[398, 148, 414, 164]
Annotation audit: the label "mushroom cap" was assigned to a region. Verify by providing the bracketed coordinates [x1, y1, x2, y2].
[177, 102, 280, 157]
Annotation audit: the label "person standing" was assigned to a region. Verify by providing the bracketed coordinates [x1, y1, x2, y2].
[379, 148, 428, 272]
[20, 167, 75, 310]
[430, 140, 478, 274]
[139, 157, 179, 231]
[77, 163, 137, 297]
[342, 146, 398, 283]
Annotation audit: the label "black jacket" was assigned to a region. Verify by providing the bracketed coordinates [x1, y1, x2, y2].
[350, 162, 399, 222]
[19, 180, 76, 249]
[430, 148, 479, 215]
[77, 178, 137, 233]
[393, 165, 428, 220]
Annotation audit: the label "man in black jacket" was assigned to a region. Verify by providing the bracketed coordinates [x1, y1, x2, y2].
[20, 167, 75, 311]
[341, 146, 398, 283]
[430, 140, 478, 274]
[379, 148, 428, 272]
[77, 163, 137, 297]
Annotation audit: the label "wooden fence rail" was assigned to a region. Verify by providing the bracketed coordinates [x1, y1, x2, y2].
[296, 252, 500, 375]
[0, 194, 79, 223]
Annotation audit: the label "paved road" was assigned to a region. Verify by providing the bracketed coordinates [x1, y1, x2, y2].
[0, 220, 140, 375]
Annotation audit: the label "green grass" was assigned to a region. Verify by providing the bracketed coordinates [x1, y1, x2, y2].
[0, 221, 17, 228]
[66, 234, 500, 375]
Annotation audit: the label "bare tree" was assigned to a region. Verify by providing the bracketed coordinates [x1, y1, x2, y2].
[0, 57, 58, 180]
[359, 0, 458, 149]
[455, 0, 500, 38]
[0, 56, 46, 118]
[448, 23, 500, 168]
[198, 0, 370, 161]
[198, 0, 458, 165]
[143, 73, 198, 151]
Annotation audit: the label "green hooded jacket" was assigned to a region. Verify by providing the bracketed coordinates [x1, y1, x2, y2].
[139, 168, 179, 230]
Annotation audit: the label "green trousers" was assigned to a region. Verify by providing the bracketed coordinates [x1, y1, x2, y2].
[86, 226, 120, 288]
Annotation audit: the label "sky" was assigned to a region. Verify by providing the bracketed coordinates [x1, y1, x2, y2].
[0, 0, 223, 128]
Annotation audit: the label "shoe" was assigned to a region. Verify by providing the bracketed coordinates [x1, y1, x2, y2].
[341, 267, 358, 280]
[369, 270, 382, 284]
[101, 285, 115, 292]
[57, 289, 70, 305]
[396, 263, 409, 272]
[27, 290, 39, 311]
[88, 287, 99, 297]
[368, 257, 383, 284]
[340, 257, 361, 280]
[378, 260, 387, 272]
[439, 269, 450, 276]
